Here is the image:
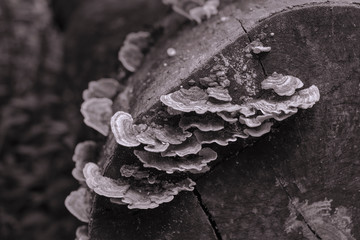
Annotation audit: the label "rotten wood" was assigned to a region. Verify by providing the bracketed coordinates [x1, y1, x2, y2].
[88, 0, 360, 239]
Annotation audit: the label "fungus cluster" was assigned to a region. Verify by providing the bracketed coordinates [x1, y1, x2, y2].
[108, 69, 320, 209]
[65, 187, 92, 223]
[66, 25, 321, 240]
[162, 0, 220, 23]
[83, 162, 195, 209]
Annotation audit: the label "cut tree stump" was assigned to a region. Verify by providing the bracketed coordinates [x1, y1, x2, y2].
[85, 0, 360, 239]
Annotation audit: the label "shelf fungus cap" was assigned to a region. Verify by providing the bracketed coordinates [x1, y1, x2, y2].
[134, 148, 217, 174]
[118, 44, 143, 72]
[216, 112, 239, 123]
[243, 122, 273, 137]
[118, 31, 150, 72]
[194, 129, 238, 146]
[83, 162, 130, 198]
[288, 85, 320, 109]
[206, 87, 232, 102]
[160, 86, 242, 114]
[72, 141, 97, 182]
[75, 225, 89, 240]
[110, 178, 196, 209]
[162, 135, 202, 157]
[80, 98, 113, 136]
[65, 188, 91, 223]
[111, 111, 141, 147]
[82, 78, 121, 100]
[124, 31, 151, 50]
[261, 73, 304, 96]
[179, 114, 224, 131]
[250, 39, 271, 54]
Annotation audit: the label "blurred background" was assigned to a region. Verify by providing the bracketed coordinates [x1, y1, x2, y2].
[0, 0, 111, 239]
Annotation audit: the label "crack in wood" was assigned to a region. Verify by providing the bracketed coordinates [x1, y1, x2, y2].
[271, 168, 322, 240]
[235, 18, 268, 76]
[193, 188, 223, 240]
[236, 17, 324, 239]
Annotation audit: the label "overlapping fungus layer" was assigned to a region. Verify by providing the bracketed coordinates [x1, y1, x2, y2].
[107, 70, 320, 209]
[68, 40, 320, 212]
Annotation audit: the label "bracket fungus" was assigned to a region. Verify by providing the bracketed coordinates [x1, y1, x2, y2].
[110, 177, 195, 209]
[118, 31, 151, 72]
[82, 78, 122, 100]
[179, 114, 224, 131]
[75, 225, 89, 240]
[65, 188, 92, 223]
[249, 39, 272, 54]
[72, 141, 98, 182]
[162, 0, 219, 23]
[134, 147, 217, 173]
[80, 98, 113, 136]
[160, 86, 242, 114]
[111, 111, 141, 147]
[261, 72, 304, 96]
[111, 111, 193, 152]
[161, 135, 202, 157]
[83, 161, 195, 209]
[83, 162, 130, 198]
[206, 87, 232, 102]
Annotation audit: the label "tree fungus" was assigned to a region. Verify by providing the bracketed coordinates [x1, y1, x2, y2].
[162, 0, 220, 23]
[134, 148, 217, 173]
[75, 225, 89, 240]
[261, 72, 303, 96]
[80, 98, 113, 136]
[82, 78, 122, 100]
[65, 188, 92, 223]
[118, 31, 151, 72]
[72, 141, 98, 182]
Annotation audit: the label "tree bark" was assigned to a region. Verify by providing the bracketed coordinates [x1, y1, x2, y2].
[88, 0, 360, 239]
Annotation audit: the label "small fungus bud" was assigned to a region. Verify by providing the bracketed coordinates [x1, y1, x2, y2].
[167, 48, 177, 57]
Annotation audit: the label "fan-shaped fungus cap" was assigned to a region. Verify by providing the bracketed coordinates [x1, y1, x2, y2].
[80, 98, 113, 136]
[194, 129, 238, 146]
[247, 99, 298, 115]
[206, 87, 232, 102]
[250, 39, 271, 54]
[261, 73, 304, 96]
[179, 114, 224, 131]
[288, 85, 320, 109]
[111, 111, 141, 147]
[162, 135, 202, 157]
[134, 148, 217, 173]
[119, 165, 159, 184]
[82, 78, 121, 100]
[216, 112, 239, 123]
[75, 225, 89, 240]
[72, 141, 97, 182]
[83, 162, 130, 198]
[189, 0, 220, 23]
[124, 31, 150, 49]
[118, 44, 143, 72]
[118, 31, 150, 72]
[243, 122, 273, 137]
[160, 86, 242, 114]
[65, 188, 92, 223]
[153, 125, 192, 145]
[110, 178, 196, 209]
[135, 127, 170, 152]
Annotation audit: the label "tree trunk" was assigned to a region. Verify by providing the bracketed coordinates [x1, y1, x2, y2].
[84, 0, 360, 239]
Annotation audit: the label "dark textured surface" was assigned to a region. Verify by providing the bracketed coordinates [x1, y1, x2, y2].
[90, 192, 217, 240]
[91, 1, 360, 240]
[196, 4, 360, 240]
